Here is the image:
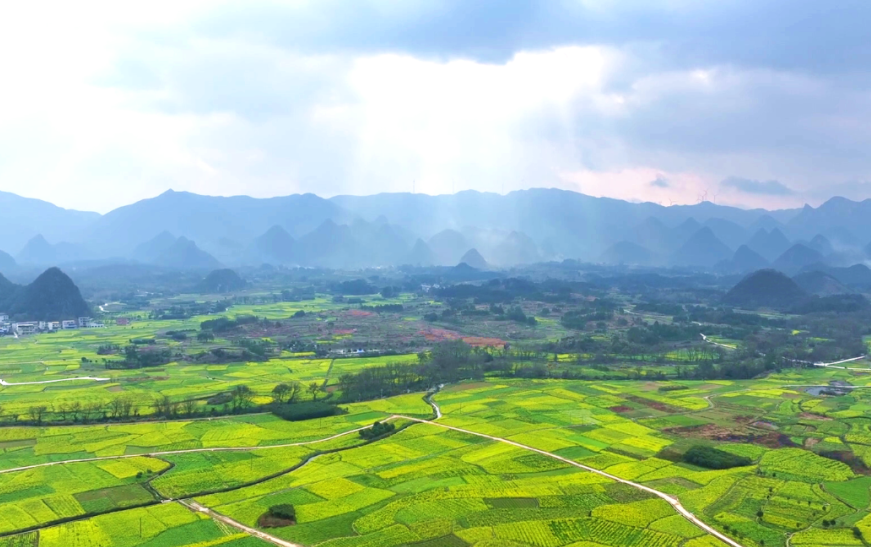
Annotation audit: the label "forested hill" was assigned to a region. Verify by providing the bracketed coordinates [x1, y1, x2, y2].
[2, 267, 90, 321]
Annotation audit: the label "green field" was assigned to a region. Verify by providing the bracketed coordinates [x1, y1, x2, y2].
[1, 369, 871, 546]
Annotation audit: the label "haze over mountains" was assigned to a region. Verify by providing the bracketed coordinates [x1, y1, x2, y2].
[3, 188, 871, 274]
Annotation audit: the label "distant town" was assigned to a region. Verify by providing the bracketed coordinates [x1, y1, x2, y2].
[0, 315, 105, 336]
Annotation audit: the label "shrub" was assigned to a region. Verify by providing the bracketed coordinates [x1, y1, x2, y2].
[360, 421, 396, 440]
[683, 445, 752, 470]
[272, 401, 344, 421]
[269, 504, 296, 521]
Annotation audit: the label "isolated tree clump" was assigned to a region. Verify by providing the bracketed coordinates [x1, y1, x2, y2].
[360, 420, 396, 440]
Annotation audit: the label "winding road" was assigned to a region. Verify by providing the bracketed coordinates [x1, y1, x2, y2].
[0, 390, 749, 547]
[414, 399, 745, 547]
[180, 500, 303, 547]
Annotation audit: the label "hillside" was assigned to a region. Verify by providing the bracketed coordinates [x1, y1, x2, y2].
[194, 269, 246, 294]
[3, 267, 90, 320]
[251, 225, 296, 264]
[746, 228, 792, 261]
[599, 241, 655, 266]
[723, 269, 808, 309]
[792, 271, 852, 296]
[0, 191, 99, 255]
[0, 250, 15, 271]
[406, 239, 435, 266]
[671, 227, 733, 267]
[459, 248, 489, 269]
[153, 237, 222, 270]
[0, 273, 19, 304]
[772, 244, 825, 275]
[132, 231, 177, 263]
[16, 235, 56, 265]
[491, 231, 540, 266]
[717, 245, 769, 274]
[429, 229, 470, 266]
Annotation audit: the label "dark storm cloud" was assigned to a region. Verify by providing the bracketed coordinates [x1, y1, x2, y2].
[720, 177, 796, 196]
[190, 0, 871, 74]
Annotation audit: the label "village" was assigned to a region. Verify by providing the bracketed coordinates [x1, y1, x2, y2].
[0, 315, 105, 336]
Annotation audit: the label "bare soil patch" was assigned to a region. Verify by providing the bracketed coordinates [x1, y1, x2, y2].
[257, 513, 295, 528]
[609, 405, 633, 413]
[626, 395, 679, 413]
[799, 412, 831, 421]
[664, 424, 797, 448]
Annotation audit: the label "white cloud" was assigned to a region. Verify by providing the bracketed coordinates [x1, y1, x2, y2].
[2, 1, 871, 212]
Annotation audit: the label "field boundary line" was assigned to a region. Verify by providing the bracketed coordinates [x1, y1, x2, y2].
[0, 422, 380, 475]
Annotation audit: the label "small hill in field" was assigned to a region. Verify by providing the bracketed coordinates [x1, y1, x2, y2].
[3, 267, 90, 320]
[723, 269, 807, 309]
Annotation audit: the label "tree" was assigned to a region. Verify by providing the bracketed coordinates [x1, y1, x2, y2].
[109, 397, 126, 419]
[307, 382, 321, 401]
[268, 504, 296, 522]
[182, 399, 197, 416]
[272, 383, 290, 404]
[231, 385, 255, 412]
[286, 381, 301, 403]
[69, 401, 81, 422]
[28, 405, 48, 424]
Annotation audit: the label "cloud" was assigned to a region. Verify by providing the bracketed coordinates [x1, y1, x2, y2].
[720, 177, 796, 196]
[2, 1, 871, 212]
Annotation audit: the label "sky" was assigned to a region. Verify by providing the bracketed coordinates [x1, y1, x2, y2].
[2, 1, 871, 213]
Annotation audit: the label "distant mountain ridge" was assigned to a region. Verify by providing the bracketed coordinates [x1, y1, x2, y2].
[8, 188, 871, 270]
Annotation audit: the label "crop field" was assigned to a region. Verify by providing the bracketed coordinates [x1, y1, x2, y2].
[6, 288, 871, 547]
[195, 423, 722, 547]
[0, 395, 432, 471]
[18, 502, 269, 547]
[1, 369, 868, 546]
[0, 313, 426, 419]
[0, 456, 169, 535]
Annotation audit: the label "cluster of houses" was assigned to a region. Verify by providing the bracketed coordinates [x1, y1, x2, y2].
[0, 315, 105, 336]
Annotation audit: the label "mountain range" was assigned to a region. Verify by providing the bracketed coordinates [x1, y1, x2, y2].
[3, 188, 871, 272]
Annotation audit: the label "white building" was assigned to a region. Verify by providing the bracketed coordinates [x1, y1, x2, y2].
[0, 314, 8, 322]
[62, 320, 77, 329]
[77, 317, 92, 328]
[13, 322, 38, 335]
